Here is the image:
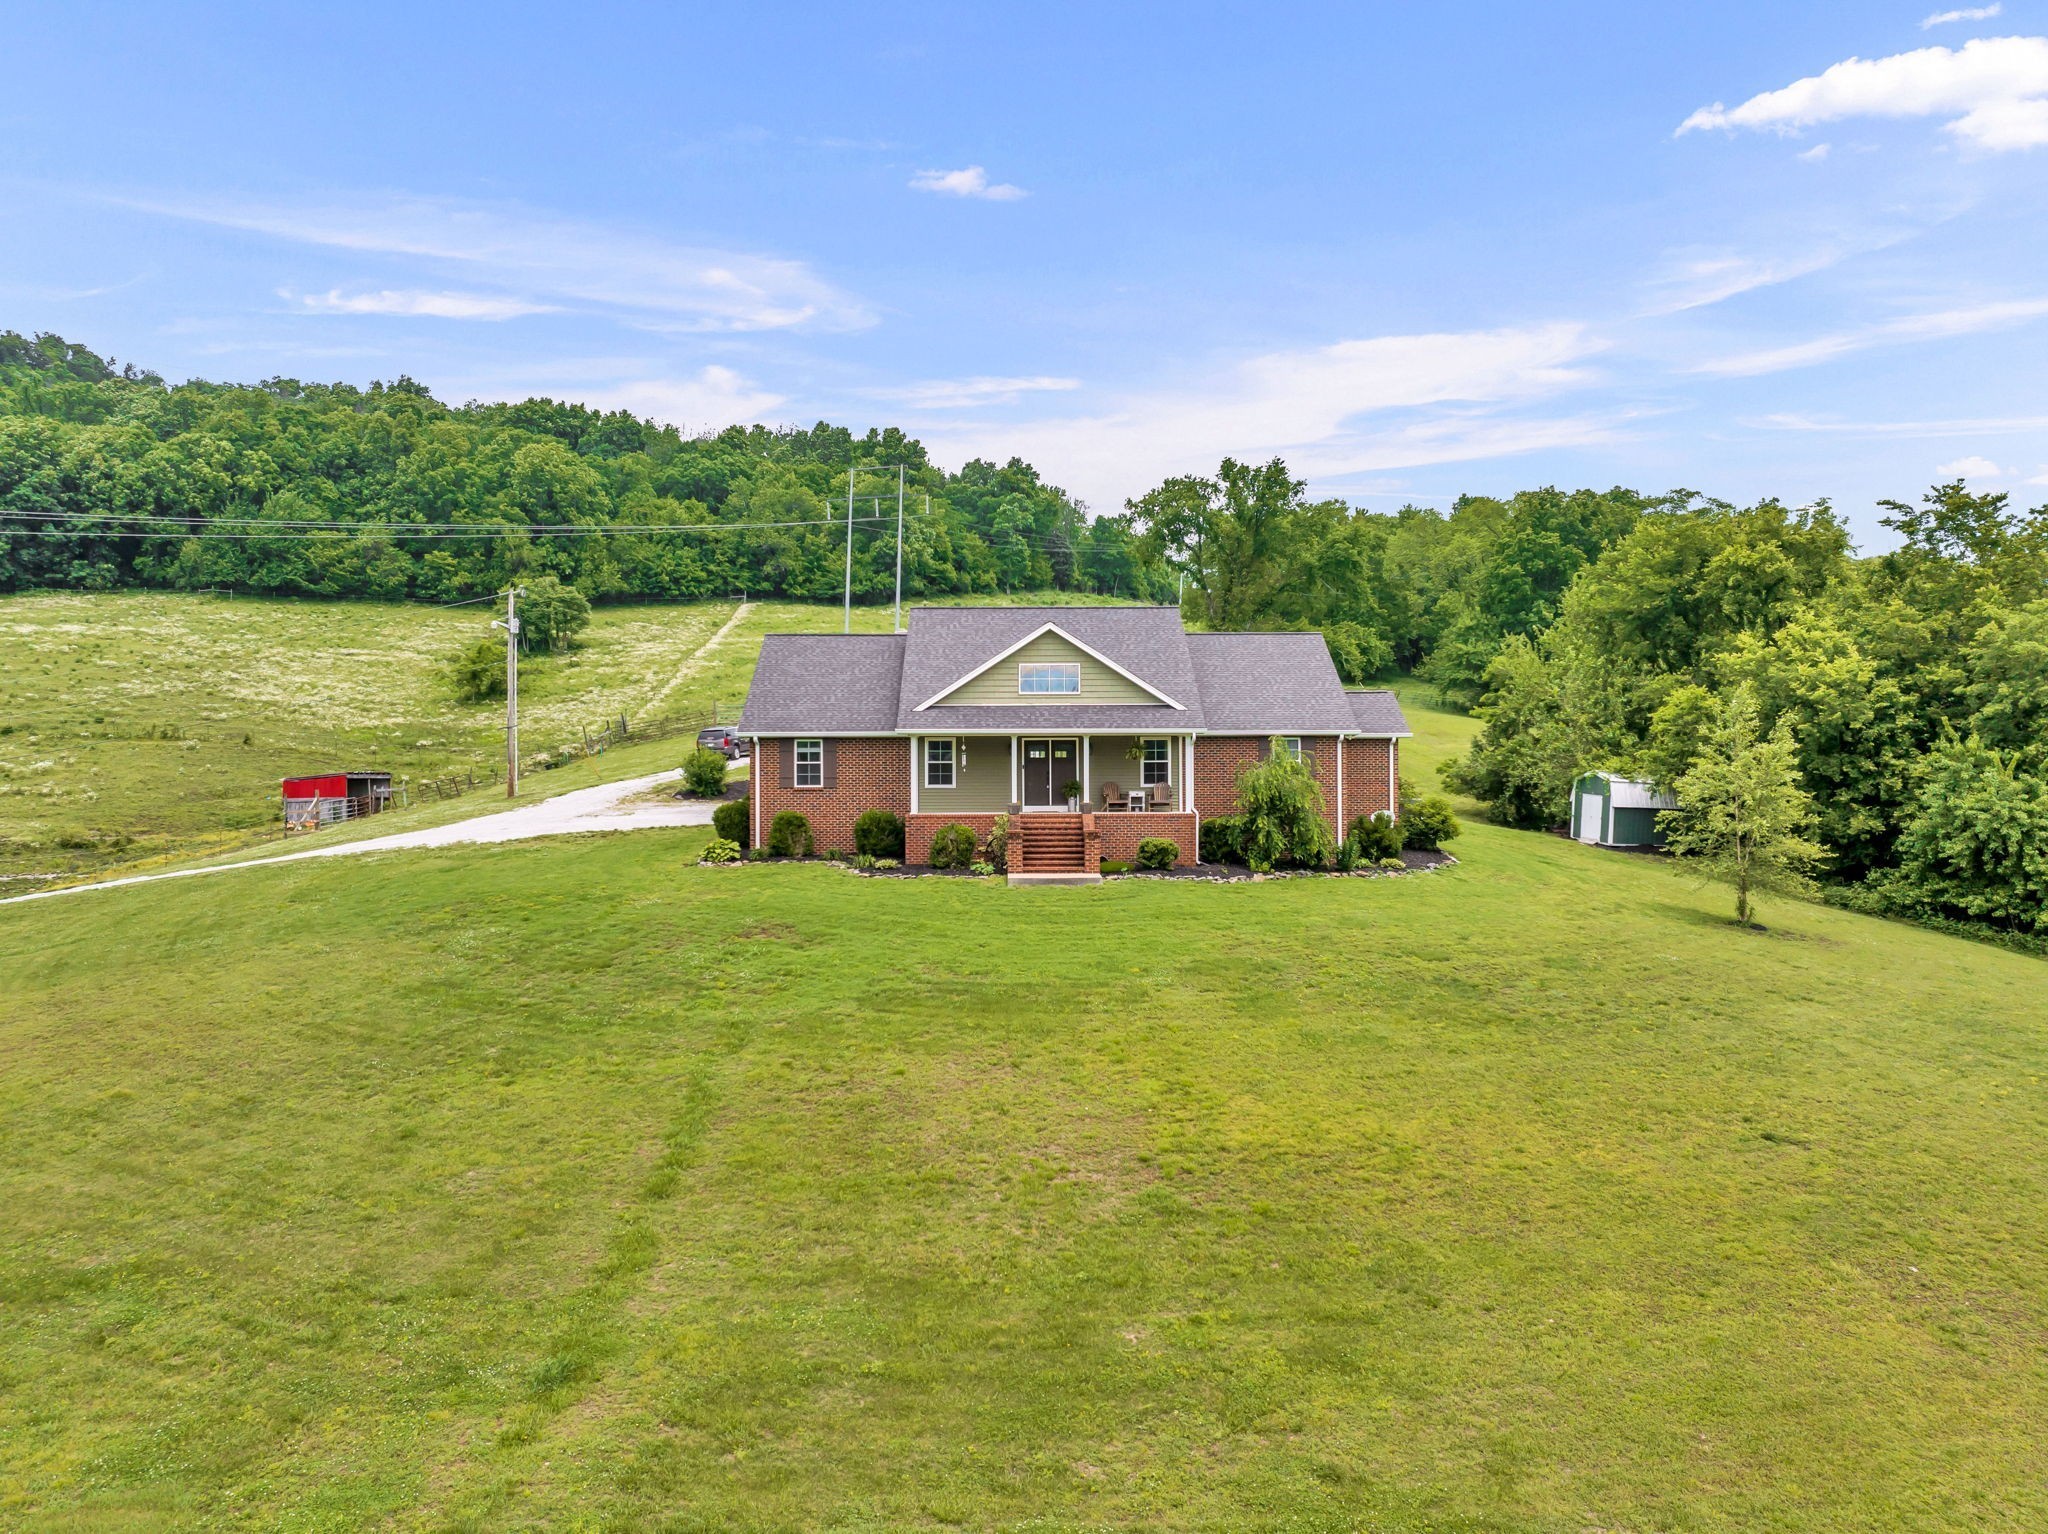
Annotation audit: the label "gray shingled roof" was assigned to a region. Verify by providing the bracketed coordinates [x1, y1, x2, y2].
[897, 606, 1203, 732]
[737, 610, 1403, 738]
[1185, 632, 1358, 733]
[738, 633, 905, 734]
[1345, 689, 1412, 737]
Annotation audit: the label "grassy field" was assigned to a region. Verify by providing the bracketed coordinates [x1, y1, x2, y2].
[0, 590, 1127, 885]
[3, 689, 2044, 1531]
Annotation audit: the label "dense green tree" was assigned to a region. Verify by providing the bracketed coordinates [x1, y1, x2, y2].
[1887, 736, 2048, 933]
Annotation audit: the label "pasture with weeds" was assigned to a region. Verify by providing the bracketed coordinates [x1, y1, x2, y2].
[0, 590, 1127, 886]
[2, 688, 2044, 1531]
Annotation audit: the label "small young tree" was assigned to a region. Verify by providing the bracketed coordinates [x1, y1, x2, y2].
[1236, 740, 1336, 871]
[1664, 684, 1823, 927]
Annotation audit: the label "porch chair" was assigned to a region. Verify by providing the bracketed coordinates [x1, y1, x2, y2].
[1098, 781, 1128, 812]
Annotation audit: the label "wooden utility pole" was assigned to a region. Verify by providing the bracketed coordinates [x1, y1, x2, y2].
[893, 464, 905, 633]
[494, 585, 523, 797]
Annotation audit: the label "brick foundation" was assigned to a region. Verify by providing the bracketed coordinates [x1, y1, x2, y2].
[1097, 811, 1197, 867]
[907, 812, 1007, 866]
[751, 737, 910, 855]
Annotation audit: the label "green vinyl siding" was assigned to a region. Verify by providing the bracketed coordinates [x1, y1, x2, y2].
[1091, 735, 1173, 805]
[919, 736, 1014, 813]
[931, 630, 1160, 707]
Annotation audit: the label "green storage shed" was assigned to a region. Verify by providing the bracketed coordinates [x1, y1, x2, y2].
[1570, 771, 1676, 848]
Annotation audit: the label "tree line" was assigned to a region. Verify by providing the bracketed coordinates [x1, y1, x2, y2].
[3, 327, 2044, 935]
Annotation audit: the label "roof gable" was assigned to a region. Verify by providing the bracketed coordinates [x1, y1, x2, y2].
[917, 622, 1182, 710]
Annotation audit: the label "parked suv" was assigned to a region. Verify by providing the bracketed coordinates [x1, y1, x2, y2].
[696, 725, 742, 759]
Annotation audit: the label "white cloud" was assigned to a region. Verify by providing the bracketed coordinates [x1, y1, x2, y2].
[915, 322, 1614, 511]
[869, 375, 1080, 409]
[1695, 295, 2048, 375]
[546, 366, 787, 429]
[909, 165, 1028, 201]
[2026, 465, 2048, 485]
[1797, 142, 1832, 160]
[1935, 454, 2006, 477]
[1644, 247, 1852, 314]
[128, 192, 873, 332]
[1923, 5, 2001, 27]
[1751, 410, 2048, 436]
[1678, 36, 2048, 151]
[285, 287, 553, 320]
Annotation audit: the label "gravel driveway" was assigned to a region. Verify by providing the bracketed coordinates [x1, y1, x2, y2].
[1, 764, 737, 908]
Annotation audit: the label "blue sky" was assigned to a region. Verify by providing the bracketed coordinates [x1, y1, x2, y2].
[6, 2, 2048, 545]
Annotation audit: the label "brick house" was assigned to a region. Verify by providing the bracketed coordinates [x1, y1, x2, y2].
[739, 606, 1410, 878]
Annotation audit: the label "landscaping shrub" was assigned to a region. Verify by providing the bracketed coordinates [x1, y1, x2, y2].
[854, 808, 906, 860]
[683, 747, 729, 797]
[699, 837, 740, 864]
[1136, 837, 1178, 870]
[745, 846, 768, 862]
[985, 812, 1010, 872]
[712, 796, 749, 848]
[1335, 837, 1361, 873]
[767, 810, 814, 858]
[1349, 811, 1402, 862]
[929, 822, 976, 869]
[968, 860, 996, 876]
[1199, 815, 1243, 864]
[1399, 795, 1462, 851]
[1235, 742, 1335, 870]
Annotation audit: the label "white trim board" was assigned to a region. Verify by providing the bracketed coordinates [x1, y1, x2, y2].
[913, 622, 1184, 712]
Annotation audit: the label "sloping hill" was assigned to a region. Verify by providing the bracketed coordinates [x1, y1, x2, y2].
[0, 590, 1128, 886]
[2, 700, 2043, 1530]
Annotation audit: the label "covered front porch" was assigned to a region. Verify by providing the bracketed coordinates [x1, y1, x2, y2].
[907, 732, 1196, 816]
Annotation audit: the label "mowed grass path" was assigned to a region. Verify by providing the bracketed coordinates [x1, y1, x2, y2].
[3, 697, 2045, 1529]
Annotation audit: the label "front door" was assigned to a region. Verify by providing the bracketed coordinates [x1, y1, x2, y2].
[1021, 738, 1079, 808]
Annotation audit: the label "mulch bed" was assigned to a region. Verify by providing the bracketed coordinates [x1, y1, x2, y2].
[708, 849, 1460, 880]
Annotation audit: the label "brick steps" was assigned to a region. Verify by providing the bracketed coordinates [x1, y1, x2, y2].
[1013, 813, 1091, 873]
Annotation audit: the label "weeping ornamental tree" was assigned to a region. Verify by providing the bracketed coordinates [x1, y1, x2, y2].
[1234, 741, 1337, 871]
[1663, 684, 1824, 927]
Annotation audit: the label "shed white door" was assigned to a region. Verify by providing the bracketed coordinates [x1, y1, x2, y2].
[1574, 786, 1601, 844]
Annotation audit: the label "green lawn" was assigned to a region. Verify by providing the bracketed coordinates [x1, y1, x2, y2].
[0, 590, 1128, 887]
[3, 695, 2044, 1530]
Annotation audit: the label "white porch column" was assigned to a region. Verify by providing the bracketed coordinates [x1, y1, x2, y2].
[1010, 736, 1020, 808]
[1183, 734, 1195, 813]
[1082, 737, 1091, 811]
[910, 736, 920, 815]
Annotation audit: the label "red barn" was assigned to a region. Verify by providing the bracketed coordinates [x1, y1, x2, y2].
[282, 771, 393, 830]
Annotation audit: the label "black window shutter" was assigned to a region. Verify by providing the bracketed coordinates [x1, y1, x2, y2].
[821, 739, 838, 789]
[776, 740, 793, 789]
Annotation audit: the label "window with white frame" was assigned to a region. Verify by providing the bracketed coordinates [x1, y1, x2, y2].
[1018, 662, 1081, 694]
[924, 737, 956, 788]
[1141, 737, 1170, 786]
[1281, 737, 1305, 762]
[794, 738, 823, 787]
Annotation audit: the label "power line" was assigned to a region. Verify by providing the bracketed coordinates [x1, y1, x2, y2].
[2, 511, 902, 541]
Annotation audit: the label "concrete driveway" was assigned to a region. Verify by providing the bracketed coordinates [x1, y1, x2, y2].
[2, 764, 736, 907]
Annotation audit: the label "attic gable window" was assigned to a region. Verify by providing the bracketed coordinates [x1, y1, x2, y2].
[1019, 662, 1081, 695]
